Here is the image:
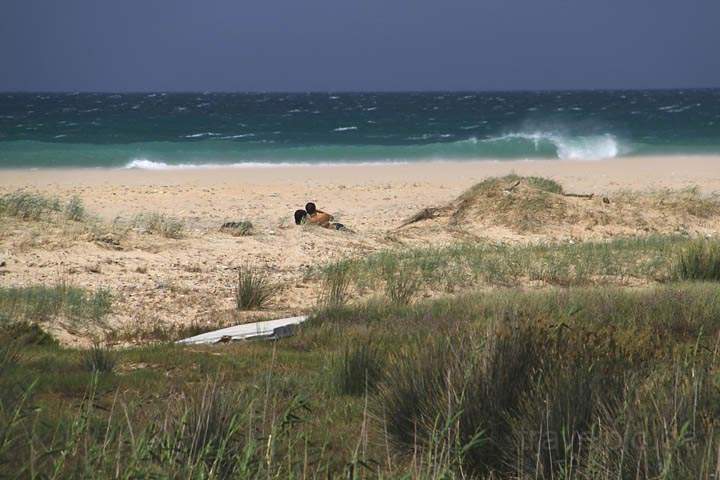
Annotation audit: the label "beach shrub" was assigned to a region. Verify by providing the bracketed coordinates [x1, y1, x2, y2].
[132, 212, 185, 238]
[0, 191, 61, 220]
[235, 267, 274, 310]
[330, 342, 384, 396]
[63, 195, 86, 221]
[674, 238, 720, 281]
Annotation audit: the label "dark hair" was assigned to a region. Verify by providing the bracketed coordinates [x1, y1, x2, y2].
[294, 209, 307, 225]
[305, 202, 317, 215]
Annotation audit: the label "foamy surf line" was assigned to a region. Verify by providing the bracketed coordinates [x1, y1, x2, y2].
[123, 159, 412, 170]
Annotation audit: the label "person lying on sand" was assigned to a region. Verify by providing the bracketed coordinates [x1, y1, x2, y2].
[305, 202, 333, 227]
[294, 206, 349, 231]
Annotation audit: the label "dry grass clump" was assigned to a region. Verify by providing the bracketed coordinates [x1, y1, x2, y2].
[646, 186, 720, 218]
[131, 212, 185, 238]
[0, 191, 62, 220]
[383, 263, 421, 305]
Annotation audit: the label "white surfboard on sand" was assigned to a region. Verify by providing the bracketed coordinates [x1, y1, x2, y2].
[176, 315, 308, 345]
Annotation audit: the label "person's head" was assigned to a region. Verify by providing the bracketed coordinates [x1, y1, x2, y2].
[305, 202, 317, 215]
[294, 209, 307, 225]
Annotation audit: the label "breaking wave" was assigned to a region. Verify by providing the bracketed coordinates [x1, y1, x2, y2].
[481, 131, 627, 160]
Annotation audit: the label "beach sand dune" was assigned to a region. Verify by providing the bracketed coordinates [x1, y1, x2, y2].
[1, 156, 719, 345]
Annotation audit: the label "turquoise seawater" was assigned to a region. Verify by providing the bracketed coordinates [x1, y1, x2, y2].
[1, 90, 719, 168]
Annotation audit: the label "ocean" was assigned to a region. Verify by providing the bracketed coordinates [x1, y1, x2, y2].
[1, 90, 719, 169]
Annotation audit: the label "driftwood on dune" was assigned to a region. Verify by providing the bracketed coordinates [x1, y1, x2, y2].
[399, 207, 445, 228]
[562, 192, 595, 199]
[503, 180, 521, 193]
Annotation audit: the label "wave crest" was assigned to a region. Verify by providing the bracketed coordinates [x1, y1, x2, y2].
[485, 131, 625, 160]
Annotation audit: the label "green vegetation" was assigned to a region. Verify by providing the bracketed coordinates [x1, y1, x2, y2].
[383, 262, 421, 304]
[82, 344, 117, 373]
[0, 284, 112, 327]
[316, 236, 692, 297]
[0, 191, 189, 245]
[318, 261, 352, 307]
[2, 282, 719, 478]
[234, 267, 274, 310]
[131, 211, 185, 238]
[0, 190, 87, 222]
[63, 195, 87, 221]
[674, 238, 720, 281]
[329, 342, 384, 396]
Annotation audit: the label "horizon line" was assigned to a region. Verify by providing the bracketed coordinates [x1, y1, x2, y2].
[1, 85, 719, 95]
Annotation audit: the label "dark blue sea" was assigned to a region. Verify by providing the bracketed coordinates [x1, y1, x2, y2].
[1, 90, 719, 169]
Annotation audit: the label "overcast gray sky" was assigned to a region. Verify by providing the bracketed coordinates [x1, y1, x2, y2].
[1, 0, 719, 92]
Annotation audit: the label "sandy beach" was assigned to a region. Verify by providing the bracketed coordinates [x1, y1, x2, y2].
[2, 155, 719, 345]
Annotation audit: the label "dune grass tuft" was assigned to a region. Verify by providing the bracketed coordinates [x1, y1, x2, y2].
[318, 262, 352, 307]
[235, 267, 274, 310]
[384, 263, 421, 305]
[82, 343, 117, 374]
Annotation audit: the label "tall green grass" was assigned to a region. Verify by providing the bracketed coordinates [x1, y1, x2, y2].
[318, 262, 351, 307]
[329, 342, 384, 396]
[2, 283, 720, 478]
[82, 344, 117, 374]
[674, 238, 720, 281]
[0, 284, 112, 327]
[316, 236, 691, 297]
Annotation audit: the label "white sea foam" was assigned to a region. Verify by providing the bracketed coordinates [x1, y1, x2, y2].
[484, 131, 626, 160]
[333, 126, 358, 132]
[220, 133, 255, 139]
[184, 132, 222, 138]
[123, 158, 409, 170]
